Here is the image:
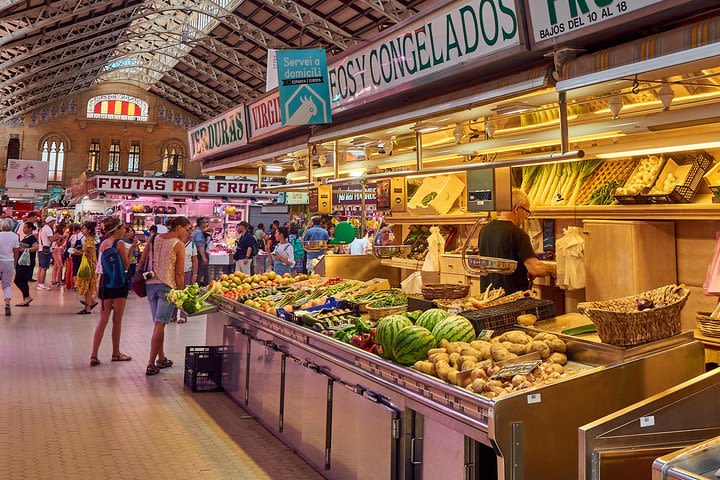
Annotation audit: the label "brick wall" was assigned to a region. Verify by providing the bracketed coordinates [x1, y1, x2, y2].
[0, 82, 208, 188]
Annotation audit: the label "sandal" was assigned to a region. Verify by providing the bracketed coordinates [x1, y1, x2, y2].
[155, 357, 173, 369]
[177, 318, 187, 324]
[4, 305, 10, 316]
[111, 353, 132, 362]
[90, 356, 100, 367]
[89, 302, 99, 310]
[145, 364, 160, 375]
[77, 309, 91, 315]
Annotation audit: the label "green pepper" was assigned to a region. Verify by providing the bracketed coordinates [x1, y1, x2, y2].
[354, 317, 372, 334]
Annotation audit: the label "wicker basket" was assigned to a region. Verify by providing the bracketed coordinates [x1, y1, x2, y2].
[422, 283, 470, 300]
[366, 304, 407, 321]
[577, 285, 690, 347]
[697, 312, 720, 338]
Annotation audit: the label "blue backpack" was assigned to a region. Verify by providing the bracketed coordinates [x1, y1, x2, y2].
[101, 239, 127, 289]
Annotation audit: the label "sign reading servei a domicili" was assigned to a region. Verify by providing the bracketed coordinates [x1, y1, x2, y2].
[527, 0, 665, 45]
[328, 0, 521, 110]
[187, 104, 248, 162]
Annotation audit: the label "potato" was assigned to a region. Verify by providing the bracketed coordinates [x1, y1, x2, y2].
[548, 363, 565, 374]
[438, 365, 454, 381]
[429, 353, 450, 364]
[500, 330, 533, 344]
[447, 369, 461, 385]
[476, 359, 493, 371]
[534, 332, 558, 342]
[470, 340, 490, 350]
[460, 347, 482, 358]
[511, 374, 527, 387]
[471, 368, 488, 381]
[439, 339, 451, 349]
[449, 352, 461, 364]
[461, 360, 476, 371]
[502, 341, 528, 356]
[517, 314, 538, 327]
[487, 379, 503, 388]
[470, 378, 487, 393]
[526, 340, 551, 359]
[491, 343, 515, 362]
[413, 361, 436, 375]
[484, 391, 498, 399]
[550, 339, 567, 354]
[446, 343, 463, 355]
[548, 352, 568, 366]
[427, 348, 447, 356]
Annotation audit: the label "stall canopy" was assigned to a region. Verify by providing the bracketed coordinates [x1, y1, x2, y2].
[202, 134, 310, 174]
[557, 16, 720, 93]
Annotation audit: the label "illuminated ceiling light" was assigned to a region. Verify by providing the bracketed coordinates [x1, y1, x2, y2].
[265, 165, 283, 172]
[413, 122, 440, 133]
[348, 170, 365, 178]
[494, 101, 533, 115]
[596, 140, 720, 159]
[657, 83, 675, 111]
[608, 95, 623, 119]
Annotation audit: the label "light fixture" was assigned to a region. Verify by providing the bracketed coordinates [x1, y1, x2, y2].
[413, 122, 440, 133]
[608, 95, 623, 119]
[265, 165, 283, 172]
[318, 155, 327, 167]
[162, 194, 169, 200]
[484, 119, 497, 139]
[494, 101, 533, 115]
[348, 170, 365, 178]
[292, 158, 301, 171]
[192, 195, 199, 201]
[657, 83, 675, 111]
[221, 196, 229, 202]
[596, 140, 720, 159]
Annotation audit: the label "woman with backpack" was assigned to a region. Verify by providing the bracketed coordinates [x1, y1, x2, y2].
[90, 217, 134, 366]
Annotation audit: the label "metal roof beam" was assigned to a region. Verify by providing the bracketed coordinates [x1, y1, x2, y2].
[354, 0, 414, 23]
[257, 0, 358, 49]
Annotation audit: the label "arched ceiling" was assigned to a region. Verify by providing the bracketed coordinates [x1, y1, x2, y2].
[0, 0, 434, 122]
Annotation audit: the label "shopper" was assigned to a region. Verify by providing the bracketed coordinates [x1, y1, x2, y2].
[254, 223, 265, 242]
[349, 229, 373, 255]
[154, 216, 169, 234]
[0, 219, 18, 315]
[234, 221, 256, 275]
[269, 227, 294, 276]
[477, 188, 555, 294]
[14, 222, 38, 307]
[192, 217, 209, 286]
[177, 229, 198, 323]
[51, 223, 67, 287]
[66, 224, 82, 289]
[141, 216, 191, 376]
[37, 216, 56, 291]
[303, 216, 329, 272]
[90, 217, 133, 367]
[75, 221, 98, 315]
[122, 224, 139, 282]
[288, 224, 305, 275]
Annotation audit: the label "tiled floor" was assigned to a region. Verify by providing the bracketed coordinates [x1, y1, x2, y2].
[0, 285, 323, 480]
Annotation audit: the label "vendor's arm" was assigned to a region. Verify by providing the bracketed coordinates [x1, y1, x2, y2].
[524, 257, 556, 278]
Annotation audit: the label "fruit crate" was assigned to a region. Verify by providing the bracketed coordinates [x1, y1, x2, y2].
[277, 297, 339, 321]
[460, 298, 556, 334]
[284, 299, 360, 325]
[576, 159, 636, 205]
[611, 156, 668, 205]
[184, 345, 229, 392]
[641, 151, 713, 204]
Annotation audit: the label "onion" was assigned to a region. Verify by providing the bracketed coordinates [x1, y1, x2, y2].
[637, 298, 655, 311]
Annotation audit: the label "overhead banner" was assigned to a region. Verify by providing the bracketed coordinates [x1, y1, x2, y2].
[276, 48, 332, 126]
[6, 159, 49, 191]
[248, 91, 283, 139]
[328, 0, 521, 110]
[187, 104, 248, 162]
[87, 175, 277, 198]
[527, 0, 664, 44]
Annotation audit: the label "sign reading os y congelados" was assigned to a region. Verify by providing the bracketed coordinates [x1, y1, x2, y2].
[328, 0, 520, 110]
[528, 0, 664, 43]
[188, 104, 248, 161]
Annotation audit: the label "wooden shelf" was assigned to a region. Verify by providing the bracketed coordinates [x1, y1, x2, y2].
[382, 213, 485, 225]
[533, 195, 720, 220]
[379, 257, 425, 270]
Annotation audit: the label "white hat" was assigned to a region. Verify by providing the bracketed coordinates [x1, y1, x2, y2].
[45, 216, 56, 223]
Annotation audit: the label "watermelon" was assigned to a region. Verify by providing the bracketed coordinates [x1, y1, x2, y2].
[415, 309, 449, 331]
[392, 326, 435, 366]
[431, 315, 476, 344]
[404, 310, 422, 322]
[375, 315, 413, 360]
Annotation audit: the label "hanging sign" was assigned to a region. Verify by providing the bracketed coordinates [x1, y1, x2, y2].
[276, 48, 332, 126]
[328, 0, 521, 111]
[527, 0, 665, 44]
[248, 91, 283, 139]
[266, 49, 279, 92]
[6, 159, 49, 191]
[187, 104, 248, 162]
[87, 175, 277, 198]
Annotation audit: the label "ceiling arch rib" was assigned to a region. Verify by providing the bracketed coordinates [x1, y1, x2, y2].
[354, 0, 414, 23]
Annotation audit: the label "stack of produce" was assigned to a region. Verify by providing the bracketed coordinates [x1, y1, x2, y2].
[521, 160, 602, 206]
[167, 283, 220, 315]
[614, 155, 663, 196]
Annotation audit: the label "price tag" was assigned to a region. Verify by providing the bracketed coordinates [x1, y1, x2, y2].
[640, 416, 655, 428]
[492, 360, 542, 379]
[477, 329, 494, 341]
[527, 393, 541, 404]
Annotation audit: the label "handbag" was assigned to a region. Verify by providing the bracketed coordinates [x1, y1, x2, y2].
[132, 235, 156, 298]
[18, 250, 30, 266]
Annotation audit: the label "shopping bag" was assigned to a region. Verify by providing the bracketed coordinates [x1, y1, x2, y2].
[18, 250, 30, 266]
[76, 255, 92, 280]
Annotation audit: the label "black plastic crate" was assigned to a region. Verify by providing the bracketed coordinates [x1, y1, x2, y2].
[184, 346, 228, 392]
[641, 151, 713, 204]
[460, 298, 556, 334]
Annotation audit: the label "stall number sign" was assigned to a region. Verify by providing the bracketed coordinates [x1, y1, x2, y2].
[328, 0, 520, 110]
[528, 0, 664, 43]
[187, 104, 248, 162]
[87, 175, 277, 198]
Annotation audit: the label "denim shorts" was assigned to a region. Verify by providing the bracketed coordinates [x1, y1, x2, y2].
[38, 251, 51, 269]
[146, 283, 175, 324]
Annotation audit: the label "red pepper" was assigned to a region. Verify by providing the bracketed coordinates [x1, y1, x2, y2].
[369, 344, 379, 355]
[349, 335, 363, 348]
[370, 328, 377, 340]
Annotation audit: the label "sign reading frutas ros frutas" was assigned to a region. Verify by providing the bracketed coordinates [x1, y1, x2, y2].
[328, 0, 520, 110]
[6, 159, 49, 191]
[276, 48, 332, 126]
[87, 175, 277, 198]
[187, 104, 248, 162]
[528, 0, 663, 43]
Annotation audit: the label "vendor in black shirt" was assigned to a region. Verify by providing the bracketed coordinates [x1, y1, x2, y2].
[478, 188, 555, 294]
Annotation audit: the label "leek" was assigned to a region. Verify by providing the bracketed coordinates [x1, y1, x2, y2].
[543, 163, 563, 206]
[537, 163, 558, 206]
[558, 161, 582, 205]
[568, 160, 603, 205]
[520, 165, 540, 193]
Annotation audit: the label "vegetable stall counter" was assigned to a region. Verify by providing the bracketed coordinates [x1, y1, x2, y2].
[206, 296, 705, 480]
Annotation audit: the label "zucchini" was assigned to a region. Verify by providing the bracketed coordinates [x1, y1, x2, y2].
[562, 324, 597, 336]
